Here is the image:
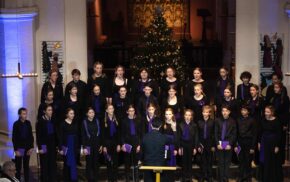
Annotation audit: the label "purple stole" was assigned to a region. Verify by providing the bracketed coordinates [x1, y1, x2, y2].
[66, 135, 77, 180]
[129, 119, 136, 136]
[165, 134, 176, 166]
[147, 116, 153, 132]
[108, 118, 117, 137]
[221, 120, 227, 141]
[47, 119, 54, 135]
[94, 96, 101, 114]
[182, 122, 190, 141]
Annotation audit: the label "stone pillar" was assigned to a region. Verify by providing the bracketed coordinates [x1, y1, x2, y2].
[235, 0, 260, 85]
[64, 0, 88, 83]
[0, 7, 38, 159]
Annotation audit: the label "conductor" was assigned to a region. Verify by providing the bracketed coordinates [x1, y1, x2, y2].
[141, 118, 170, 182]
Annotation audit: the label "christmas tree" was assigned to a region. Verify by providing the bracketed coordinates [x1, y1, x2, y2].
[131, 7, 187, 81]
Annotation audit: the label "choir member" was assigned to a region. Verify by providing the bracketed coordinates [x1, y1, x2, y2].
[161, 85, 184, 121]
[215, 86, 239, 119]
[36, 104, 57, 182]
[12, 108, 34, 182]
[265, 73, 288, 103]
[63, 83, 83, 165]
[247, 84, 264, 122]
[185, 84, 209, 122]
[110, 65, 132, 101]
[37, 89, 54, 120]
[179, 109, 198, 182]
[102, 104, 121, 182]
[197, 106, 215, 182]
[247, 84, 265, 166]
[112, 86, 133, 123]
[121, 105, 142, 182]
[184, 67, 209, 98]
[87, 62, 110, 100]
[88, 84, 106, 121]
[237, 71, 253, 104]
[133, 68, 159, 102]
[137, 84, 159, 117]
[142, 103, 159, 134]
[258, 106, 283, 182]
[65, 69, 88, 113]
[63, 83, 83, 123]
[81, 107, 102, 182]
[215, 105, 237, 182]
[234, 105, 257, 182]
[41, 69, 63, 104]
[160, 66, 181, 101]
[267, 82, 289, 164]
[214, 67, 235, 105]
[160, 108, 180, 182]
[58, 108, 79, 182]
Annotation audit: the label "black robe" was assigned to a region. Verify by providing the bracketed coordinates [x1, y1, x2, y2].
[41, 81, 63, 104]
[185, 95, 210, 122]
[214, 77, 235, 103]
[259, 118, 283, 182]
[161, 96, 184, 121]
[36, 116, 57, 182]
[160, 78, 181, 101]
[87, 73, 109, 97]
[236, 83, 253, 104]
[184, 79, 209, 98]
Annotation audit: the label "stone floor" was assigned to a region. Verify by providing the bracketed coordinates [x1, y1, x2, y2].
[21, 160, 290, 182]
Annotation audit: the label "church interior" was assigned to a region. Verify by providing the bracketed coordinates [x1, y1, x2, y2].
[0, 0, 290, 181]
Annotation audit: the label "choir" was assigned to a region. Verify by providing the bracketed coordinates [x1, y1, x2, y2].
[11, 64, 289, 182]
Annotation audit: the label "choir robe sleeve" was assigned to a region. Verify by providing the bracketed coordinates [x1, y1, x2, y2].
[193, 123, 199, 149]
[36, 120, 44, 150]
[214, 119, 221, 146]
[12, 122, 19, 151]
[40, 82, 49, 103]
[58, 122, 64, 149]
[280, 96, 290, 127]
[28, 122, 34, 150]
[228, 119, 237, 146]
[121, 119, 127, 146]
[251, 118, 258, 149]
[210, 121, 216, 148]
[81, 120, 88, 147]
[174, 125, 181, 149]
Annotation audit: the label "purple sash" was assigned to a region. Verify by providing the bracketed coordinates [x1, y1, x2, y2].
[147, 117, 153, 133]
[165, 135, 176, 166]
[182, 123, 190, 141]
[94, 96, 101, 114]
[65, 135, 77, 181]
[129, 119, 136, 136]
[47, 120, 54, 135]
[108, 118, 117, 137]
